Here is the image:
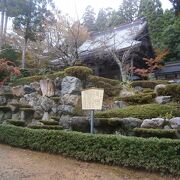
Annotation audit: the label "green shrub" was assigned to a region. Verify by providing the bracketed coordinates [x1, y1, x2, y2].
[0, 106, 11, 112]
[64, 66, 93, 81]
[95, 104, 180, 119]
[12, 71, 65, 86]
[131, 80, 169, 89]
[156, 83, 180, 102]
[143, 88, 154, 93]
[0, 124, 179, 175]
[40, 120, 59, 125]
[88, 75, 121, 97]
[133, 128, 178, 139]
[115, 92, 156, 105]
[28, 124, 63, 130]
[6, 120, 25, 127]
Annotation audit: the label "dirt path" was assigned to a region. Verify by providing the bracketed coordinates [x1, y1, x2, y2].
[0, 144, 178, 180]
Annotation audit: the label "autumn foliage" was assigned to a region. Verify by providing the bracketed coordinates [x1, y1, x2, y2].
[0, 59, 21, 85]
[134, 49, 169, 79]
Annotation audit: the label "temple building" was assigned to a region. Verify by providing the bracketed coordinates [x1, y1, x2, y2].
[78, 18, 154, 79]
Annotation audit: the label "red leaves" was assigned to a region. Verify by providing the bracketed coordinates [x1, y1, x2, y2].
[0, 59, 21, 85]
[134, 49, 169, 78]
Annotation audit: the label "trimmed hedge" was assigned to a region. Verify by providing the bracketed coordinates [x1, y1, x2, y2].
[40, 120, 59, 126]
[0, 125, 179, 175]
[95, 104, 180, 119]
[88, 75, 121, 97]
[156, 83, 180, 102]
[133, 128, 178, 139]
[131, 80, 169, 89]
[115, 92, 156, 105]
[6, 120, 25, 127]
[12, 71, 65, 86]
[28, 124, 63, 130]
[64, 66, 93, 82]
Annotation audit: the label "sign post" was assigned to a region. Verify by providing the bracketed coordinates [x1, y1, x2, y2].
[81, 88, 104, 134]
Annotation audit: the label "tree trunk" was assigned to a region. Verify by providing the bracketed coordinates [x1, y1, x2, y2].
[22, 39, 27, 68]
[3, 13, 8, 45]
[0, 10, 5, 49]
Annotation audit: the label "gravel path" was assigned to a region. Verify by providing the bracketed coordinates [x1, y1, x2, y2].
[0, 144, 178, 180]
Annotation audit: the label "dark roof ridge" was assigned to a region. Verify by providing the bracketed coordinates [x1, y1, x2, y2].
[91, 18, 146, 37]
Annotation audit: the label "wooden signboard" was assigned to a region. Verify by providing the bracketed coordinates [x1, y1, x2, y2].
[81, 88, 104, 110]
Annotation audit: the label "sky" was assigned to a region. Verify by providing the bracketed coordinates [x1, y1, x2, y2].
[54, 0, 173, 20]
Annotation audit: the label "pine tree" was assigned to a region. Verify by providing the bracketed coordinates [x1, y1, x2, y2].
[95, 9, 108, 31]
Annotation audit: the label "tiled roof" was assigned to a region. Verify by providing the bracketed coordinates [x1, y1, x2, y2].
[78, 19, 147, 56]
[157, 62, 180, 74]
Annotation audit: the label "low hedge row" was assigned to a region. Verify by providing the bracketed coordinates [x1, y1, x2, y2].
[95, 104, 180, 119]
[12, 71, 65, 86]
[115, 92, 156, 105]
[0, 125, 179, 175]
[28, 124, 63, 130]
[131, 80, 169, 89]
[6, 120, 25, 127]
[88, 75, 121, 97]
[133, 128, 178, 139]
[156, 83, 180, 102]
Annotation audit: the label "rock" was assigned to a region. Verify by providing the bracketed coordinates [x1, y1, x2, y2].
[164, 125, 172, 130]
[58, 105, 74, 114]
[22, 93, 41, 107]
[169, 117, 180, 129]
[70, 116, 89, 132]
[59, 115, 72, 129]
[41, 96, 54, 112]
[30, 82, 40, 92]
[120, 88, 134, 97]
[61, 94, 80, 106]
[12, 113, 20, 120]
[121, 117, 142, 129]
[42, 112, 50, 121]
[141, 118, 165, 128]
[40, 79, 55, 97]
[0, 85, 11, 94]
[134, 86, 143, 93]
[114, 101, 126, 109]
[0, 95, 6, 105]
[4, 112, 12, 120]
[154, 84, 166, 94]
[12, 85, 24, 96]
[61, 76, 82, 95]
[155, 96, 171, 104]
[33, 107, 43, 120]
[24, 85, 36, 94]
[54, 77, 62, 96]
[29, 119, 43, 126]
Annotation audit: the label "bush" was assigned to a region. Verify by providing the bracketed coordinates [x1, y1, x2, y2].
[12, 71, 65, 86]
[115, 92, 156, 105]
[156, 83, 180, 102]
[64, 66, 93, 81]
[6, 120, 25, 127]
[88, 75, 121, 97]
[133, 128, 178, 139]
[95, 104, 180, 119]
[131, 80, 169, 89]
[40, 120, 59, 125]
[28, 124, 63, 130]
[0, 124, 179, 175]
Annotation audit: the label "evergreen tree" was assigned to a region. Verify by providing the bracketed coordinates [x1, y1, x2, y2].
[138, 0, 163, 48]
[13, 0, 53, 68]
[95, 9, 108, 31]
[82, 5, 96, 32]
[169, 0, 180, 15]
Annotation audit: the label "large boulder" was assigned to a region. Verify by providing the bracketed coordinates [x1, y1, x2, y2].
[169, 117, 180, 129]
[40, 96, 54, 112]
[58, 105, 74, 114]
[54, 77, 62, 96]
[12, 85, 24, 96]
[155, 96, 171, 104]
[0, 85, 11, 94]
[61, 94, 80, 106]
[30, 82, 40, 92]
[40, 79, 55, 97]
[61, 76, 82, 95]
[141, 118, 165, 128]
[154, 84, 166, 94]
[121, 117, 142, 129]
[24, 85, 36, 94]
[114, 101, 126, 109]
[59, 115, 72, 129]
